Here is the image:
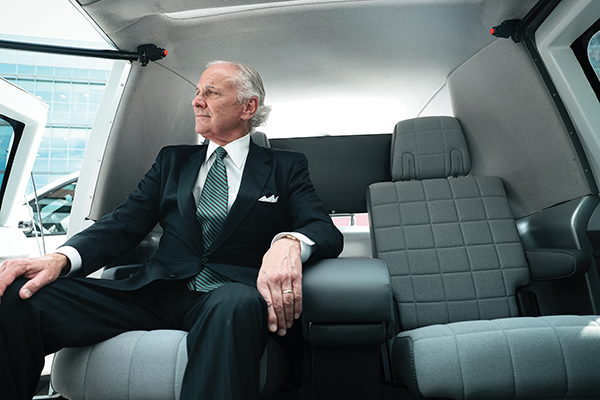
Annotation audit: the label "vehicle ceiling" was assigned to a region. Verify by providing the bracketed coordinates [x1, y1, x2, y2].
[75, 0, 537, 138]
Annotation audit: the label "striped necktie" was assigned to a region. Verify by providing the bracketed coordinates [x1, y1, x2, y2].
[188, 147, 232, 292]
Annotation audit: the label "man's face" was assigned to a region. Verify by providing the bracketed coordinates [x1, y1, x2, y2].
[192, 64, 255, 146]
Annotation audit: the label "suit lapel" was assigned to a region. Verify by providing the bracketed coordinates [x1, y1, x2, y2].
[208, 141, 271, 253]
[178, 145, 207, 254]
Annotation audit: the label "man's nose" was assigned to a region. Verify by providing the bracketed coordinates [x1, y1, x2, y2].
[192, 93, 206, 107]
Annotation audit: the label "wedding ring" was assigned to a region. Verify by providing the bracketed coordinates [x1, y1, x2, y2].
[282, 290, 293, 294]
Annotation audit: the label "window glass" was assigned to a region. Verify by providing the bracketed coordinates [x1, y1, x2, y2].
[573, 20, 600, 104]
[0, 116, 24, 209]
[0, 60, 113, 190]
[589, 31, 600, 81]
[0, 64, 16, 75]
[1, 0, 116, 191]
[331, 213, 369, 227]
[16, 78, 35, 92]
[26, 180, 77, 237]
[17, 65, 35, 75]
[0, 118, 15, 190]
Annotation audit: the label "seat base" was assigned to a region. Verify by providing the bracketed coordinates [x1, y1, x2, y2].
[394, 315, 600, 399]
[51, 330, 287, 400]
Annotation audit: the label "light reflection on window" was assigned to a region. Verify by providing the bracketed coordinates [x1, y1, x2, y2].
[588, 30, 600, 81]
[0, 118, 15, 189]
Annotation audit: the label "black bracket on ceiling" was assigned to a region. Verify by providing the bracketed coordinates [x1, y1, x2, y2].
[490, 19, 523, 42]
[490, 0, 562, 43]
[136, 44, 168, 66]
[0, 40, 167, 67]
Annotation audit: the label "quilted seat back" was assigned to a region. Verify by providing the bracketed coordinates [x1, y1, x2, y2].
[367, 116, 531, 330]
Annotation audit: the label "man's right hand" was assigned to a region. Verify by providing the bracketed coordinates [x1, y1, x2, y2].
[0, 253, 69, 301]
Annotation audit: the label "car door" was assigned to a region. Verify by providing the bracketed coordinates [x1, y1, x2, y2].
[0, 76, 48, 261]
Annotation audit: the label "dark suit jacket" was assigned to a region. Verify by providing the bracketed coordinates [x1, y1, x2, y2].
[64, 140, 343, 290]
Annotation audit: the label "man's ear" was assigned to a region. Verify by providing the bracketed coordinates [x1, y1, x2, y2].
[241, 97, 259, 121]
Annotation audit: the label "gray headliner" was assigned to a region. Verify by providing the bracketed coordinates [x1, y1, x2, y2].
[77, 0, 538, 124]
[75, 0, 594, 220]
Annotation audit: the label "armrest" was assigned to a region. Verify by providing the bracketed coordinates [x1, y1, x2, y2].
[302, 258, 394, 346]
[101, 264, 144, 280]
[525, 248, 592, 280]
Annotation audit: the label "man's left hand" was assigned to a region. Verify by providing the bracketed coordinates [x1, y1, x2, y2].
[257, 237, 302, 336]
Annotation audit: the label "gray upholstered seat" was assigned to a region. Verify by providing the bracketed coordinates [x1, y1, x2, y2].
[51, 329, 287, 400]
[50, 130, 288, 399]
[52, 330, 188, 400]
[367, 116, 600, 399]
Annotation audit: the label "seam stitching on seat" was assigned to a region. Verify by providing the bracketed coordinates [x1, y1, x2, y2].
[82, 345, 93, 400]
[476, 178, 512, 317]
[440, 118, 449, 177]
[175, 333, 186, 400]
[446, 324, 466, 400]
[128, 333, 143, 400]
[412, 120, 420, 180]
[428, 179, 452, 324]
[491, 320, 517, 398]
[540, 318, 569, 398]
[405, 335, 422, 396]
[396, 182, 420, 328]
[449, 178, 482, 321]
[382, 259, 396, 333]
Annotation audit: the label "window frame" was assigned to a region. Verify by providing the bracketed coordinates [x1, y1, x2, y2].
[0, 115, 25, 209]
[0, 77, 48, 228]
[571, 17, 600, 104]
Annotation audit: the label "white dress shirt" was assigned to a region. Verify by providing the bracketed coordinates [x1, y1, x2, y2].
[58, 134, 315, 274]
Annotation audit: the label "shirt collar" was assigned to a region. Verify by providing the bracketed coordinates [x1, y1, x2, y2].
[206, 134, 251, 169]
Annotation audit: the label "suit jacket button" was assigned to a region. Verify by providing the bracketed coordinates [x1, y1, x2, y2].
[201, 257, 208, 263]
[169, 274, 177, 279]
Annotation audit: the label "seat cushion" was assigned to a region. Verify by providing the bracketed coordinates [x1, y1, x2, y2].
[52, 330, 188, 400]
[393, 315, 600, 399]
[51, 329, 287, 400]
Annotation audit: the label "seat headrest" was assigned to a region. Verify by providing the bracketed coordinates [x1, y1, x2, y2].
[251, 131, 270, 148]
[391, 116, 471, 181]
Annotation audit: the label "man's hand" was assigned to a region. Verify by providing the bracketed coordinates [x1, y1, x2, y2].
[0, 253, 69, 301]
[257, 237, 302, 336]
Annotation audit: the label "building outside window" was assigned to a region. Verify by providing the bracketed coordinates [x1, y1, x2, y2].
[0, 33, 113, 193]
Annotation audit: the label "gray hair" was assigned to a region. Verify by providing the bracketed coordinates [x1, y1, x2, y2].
[207, 60, 271, 131]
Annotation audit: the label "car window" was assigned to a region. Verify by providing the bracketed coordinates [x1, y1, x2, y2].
[588, 30, 600, 81]
[572, 19, 600, 104]
[1, 0, 115, 193]
[0, 118, 15, 191]
[26, 179, 77, 237]
[1, 61, 113, 192]
[0, 116, 24, 209]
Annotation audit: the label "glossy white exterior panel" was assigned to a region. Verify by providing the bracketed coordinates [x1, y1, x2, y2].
[0, 78, 47, 227]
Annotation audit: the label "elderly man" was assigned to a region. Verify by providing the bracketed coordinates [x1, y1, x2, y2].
[0, 61, 343, 400]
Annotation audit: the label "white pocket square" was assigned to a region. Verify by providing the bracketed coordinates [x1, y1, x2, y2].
[258, 194, 279, 203]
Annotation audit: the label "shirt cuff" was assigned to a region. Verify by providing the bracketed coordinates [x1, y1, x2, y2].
[55, 246, 82, 275]
[272, 232, 315, 263]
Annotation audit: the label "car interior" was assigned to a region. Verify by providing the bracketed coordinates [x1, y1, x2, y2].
[3, 0, 600, 399]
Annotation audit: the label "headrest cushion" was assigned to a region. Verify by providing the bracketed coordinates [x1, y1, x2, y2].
[391, 116, 471, 181]
[251, 131, 270, 148]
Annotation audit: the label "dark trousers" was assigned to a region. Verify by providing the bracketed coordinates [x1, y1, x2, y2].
[0, 277, 269, 400]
